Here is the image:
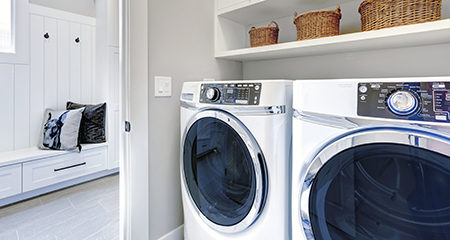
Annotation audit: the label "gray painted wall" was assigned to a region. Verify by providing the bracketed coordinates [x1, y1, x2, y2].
[147, 0, 242, 239]
[243, 43, 450, 80]
[244, 0, 450, 80]
[29, 0, 96, 17]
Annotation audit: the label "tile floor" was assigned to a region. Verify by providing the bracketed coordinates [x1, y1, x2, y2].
[0, 173, 119, 240]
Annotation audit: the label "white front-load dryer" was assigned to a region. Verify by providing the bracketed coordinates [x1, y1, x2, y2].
[180, 80, 292, 240]
[292, 77, 450, 240]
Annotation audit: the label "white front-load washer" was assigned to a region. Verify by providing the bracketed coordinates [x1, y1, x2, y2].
[180, 80, 292, 240]
[292, 77, 450, 240]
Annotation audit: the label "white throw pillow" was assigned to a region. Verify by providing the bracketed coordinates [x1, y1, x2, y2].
[38, 108, 85, 151]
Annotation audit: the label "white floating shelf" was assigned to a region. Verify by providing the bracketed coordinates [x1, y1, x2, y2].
[215, 19, 450, 62]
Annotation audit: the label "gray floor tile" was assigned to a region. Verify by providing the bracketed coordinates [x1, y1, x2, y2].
[0, 229, 18, 240]
[0, 174, 119, 240]
[84, 215, 119, 240]
[1, 198, 72, 235]
[0, 198, 42, 219]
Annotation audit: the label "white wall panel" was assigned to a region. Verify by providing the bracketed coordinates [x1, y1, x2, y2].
[57, 20, 71, 110]
[14, 64, 30, 150]
[44, 17, 58, 110]
[91, 27, 97, 103]
[0, 64, 14, 152]
[29, 14, 45, 147]
[108, 47, 120, 169]
[0, 7, 99, 154]
[81, 24, 93, 103]
[69, 22, 82, 102]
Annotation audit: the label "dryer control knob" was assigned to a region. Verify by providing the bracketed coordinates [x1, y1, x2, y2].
[387, 90, 420, 116]
[206, 87, 220, 102]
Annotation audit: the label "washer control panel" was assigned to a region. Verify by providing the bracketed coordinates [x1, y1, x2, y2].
[199, 82, 262, 105]
[358, 82, 450, 122]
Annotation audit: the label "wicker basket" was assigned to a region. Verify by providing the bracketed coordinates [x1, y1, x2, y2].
[359, 0, 442, 31]
[248, 21, 279, 47]
[293, 5, 341, 41]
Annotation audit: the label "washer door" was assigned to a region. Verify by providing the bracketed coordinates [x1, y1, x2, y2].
[301, 127, 450, 240]
[182, 110, 267, 233]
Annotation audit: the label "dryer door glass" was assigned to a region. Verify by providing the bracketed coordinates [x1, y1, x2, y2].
[183, 116, 263, 227]
[309, 143, 450, 240]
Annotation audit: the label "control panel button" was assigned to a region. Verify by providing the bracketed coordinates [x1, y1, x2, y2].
[436, 115, 447, 121]
[359, 85, 368, 93]
[387, 90, 419, 116]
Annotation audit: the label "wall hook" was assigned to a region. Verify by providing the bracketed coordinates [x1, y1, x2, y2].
[44, 32, 49, 39]
[75, 37, 80, 43]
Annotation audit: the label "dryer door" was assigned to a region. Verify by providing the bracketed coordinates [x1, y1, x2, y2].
[300, 126, 450, 240]
[182, 110, 267, 233]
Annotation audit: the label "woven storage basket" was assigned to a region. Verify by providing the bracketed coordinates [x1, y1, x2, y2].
[359, 0, 442, 31]
[248, 21, 279, 47]
[293, 5, 341, 41]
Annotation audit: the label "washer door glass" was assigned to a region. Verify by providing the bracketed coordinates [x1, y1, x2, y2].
[310, 143, 450, 240]
[183, 116, 263, 227]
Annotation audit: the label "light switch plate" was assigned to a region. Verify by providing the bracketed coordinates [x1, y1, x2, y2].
[155, 76, 172, 97]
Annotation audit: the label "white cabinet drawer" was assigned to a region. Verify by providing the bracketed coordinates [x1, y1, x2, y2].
[23, 147, 107, 192]
[0, 164, 22, 199]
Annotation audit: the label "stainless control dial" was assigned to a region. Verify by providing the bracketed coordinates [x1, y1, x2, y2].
[206, 87, 220, 102]
[386, 90, 420, 116]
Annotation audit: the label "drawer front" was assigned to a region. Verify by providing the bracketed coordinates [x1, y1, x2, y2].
[0, 164, 22, 199]
[23, 147, 107, 192]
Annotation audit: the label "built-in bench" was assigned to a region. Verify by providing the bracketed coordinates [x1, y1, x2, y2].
[0, 143, 118, 207]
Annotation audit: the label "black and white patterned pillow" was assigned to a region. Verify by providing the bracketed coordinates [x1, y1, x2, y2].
[38, 108, 85, 151]
[66, 102, 107, 143]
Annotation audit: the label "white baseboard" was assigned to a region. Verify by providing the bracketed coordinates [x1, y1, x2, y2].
[157, 225, 184, 240]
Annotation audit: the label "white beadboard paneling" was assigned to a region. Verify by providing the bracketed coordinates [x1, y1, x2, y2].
[44, 17, 58, 110]
[0, 64, 14, 152]
[91, 27, 97, 103]
[70, 22, 82, 102]
[81, 24, 93, 103]
[108, 48, 120, 169]
[29, 14, 45, 147]
[57, 20, 71, 110]
[14, 64, 30, 150]
[113, 51, 120, 105]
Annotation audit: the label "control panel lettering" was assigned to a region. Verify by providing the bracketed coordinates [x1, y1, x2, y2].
[199, 83, 262, 105]
[357, 81, 450, 122]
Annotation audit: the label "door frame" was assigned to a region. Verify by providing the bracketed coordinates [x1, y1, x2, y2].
[119, 0, 131, 238]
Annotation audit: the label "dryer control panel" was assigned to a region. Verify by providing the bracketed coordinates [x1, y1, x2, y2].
[199, 83, 262, 105]
[358, 81, 450, 122]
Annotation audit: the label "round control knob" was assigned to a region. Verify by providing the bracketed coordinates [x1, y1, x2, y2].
[359, 85, 368, 93]
[386, 90, 420, 116]
[206, 87, 220, 102]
